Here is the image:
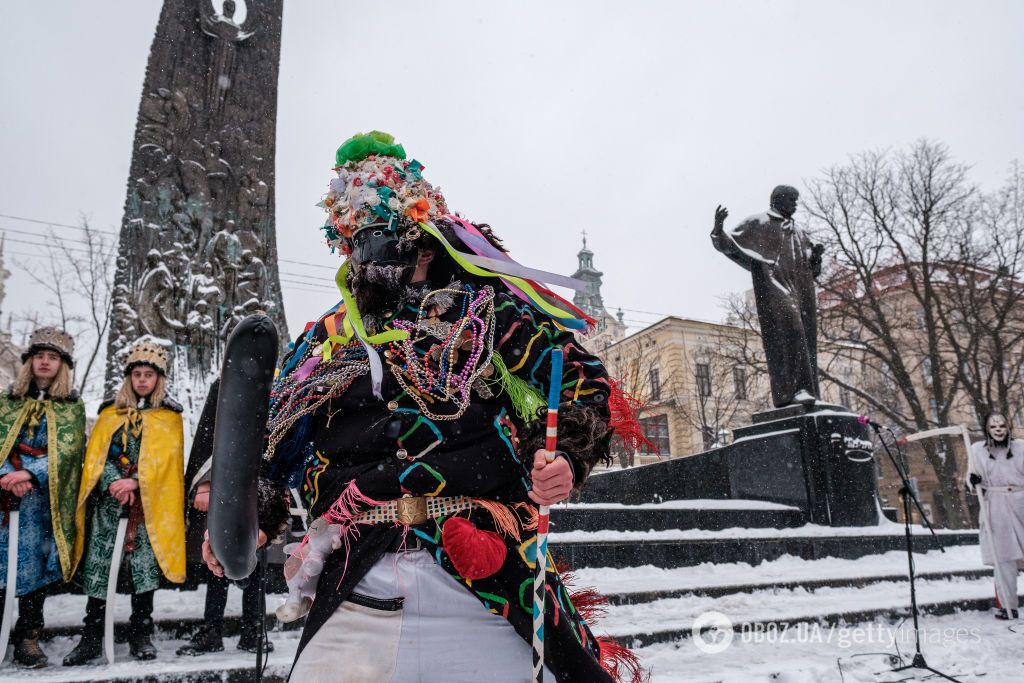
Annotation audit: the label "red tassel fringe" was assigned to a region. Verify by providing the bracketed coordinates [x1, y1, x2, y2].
[599, 638, 650, 683]
[558, 561, 648, 682]
[569, 588, 609, 623]
[607, 379, 657, 454]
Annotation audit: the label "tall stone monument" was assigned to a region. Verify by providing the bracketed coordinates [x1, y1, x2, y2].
[105, 0, 287, 417]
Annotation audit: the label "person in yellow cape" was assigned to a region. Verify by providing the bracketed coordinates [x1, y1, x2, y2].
[64, 339, 185, 665]
[0, 327, 86, 668]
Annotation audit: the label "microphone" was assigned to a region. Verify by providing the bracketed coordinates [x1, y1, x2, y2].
[858, 415, 884, 430]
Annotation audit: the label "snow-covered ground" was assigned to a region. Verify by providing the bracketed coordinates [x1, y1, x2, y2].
[0, 586, 298, 680]
[0, 546, 1013, 681]
[639, 610, 1024, 682]
[0, 630, 299, 681]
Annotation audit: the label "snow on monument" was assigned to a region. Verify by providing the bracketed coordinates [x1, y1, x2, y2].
[105, 0, 286, 422]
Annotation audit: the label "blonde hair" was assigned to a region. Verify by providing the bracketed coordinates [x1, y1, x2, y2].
[12, 357, 74, 400]
[114, 373, 167, 409]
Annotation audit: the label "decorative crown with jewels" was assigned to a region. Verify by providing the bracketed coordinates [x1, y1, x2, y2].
[22, 327, 75, 368]
[123, 339, 170, 376]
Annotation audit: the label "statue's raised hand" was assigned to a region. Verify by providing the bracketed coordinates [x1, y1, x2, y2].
[715, 205, 729, 228]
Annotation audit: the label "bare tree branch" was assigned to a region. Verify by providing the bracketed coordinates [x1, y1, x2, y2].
[13, 218, 116, 400]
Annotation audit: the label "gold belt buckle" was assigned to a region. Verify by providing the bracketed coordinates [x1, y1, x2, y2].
[395, 495, 429, 525]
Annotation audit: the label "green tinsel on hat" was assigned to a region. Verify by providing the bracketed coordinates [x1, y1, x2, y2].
[335, 131, 406, 167]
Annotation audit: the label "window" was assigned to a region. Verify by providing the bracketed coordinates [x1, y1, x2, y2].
[638, 415, 670, 455]
[648, 367, 661, 401]
[732, 366, 747, 400]
[695, 363, 712, 398]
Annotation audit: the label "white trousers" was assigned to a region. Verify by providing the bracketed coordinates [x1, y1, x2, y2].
[290, 549, 554, 682]
[994, 559, 1020, 614]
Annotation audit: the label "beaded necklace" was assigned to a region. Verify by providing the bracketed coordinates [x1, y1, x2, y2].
[266, 283, 497, 458]
[387, 285, 496, 421]
[265, 341, 371, 459]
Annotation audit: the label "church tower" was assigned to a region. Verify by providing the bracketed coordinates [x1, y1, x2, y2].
[572, 234, 606, 318]
[571, 233, 624, 350]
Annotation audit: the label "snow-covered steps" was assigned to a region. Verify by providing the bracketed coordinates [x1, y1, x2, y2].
[636, 610, 1023, 682]
[596, 573, 1019, 647]
[577, 546, 991, 605]
[550, 521, 978, 569]
[570, 546, 1007, 650]
[28, 586, 291, 641]
[603, 568, 990, 605]
[550, 499, 805, 533]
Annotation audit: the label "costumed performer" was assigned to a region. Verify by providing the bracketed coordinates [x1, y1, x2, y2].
[203, 131, 649, 682]
[968, 413, 1024, 620]
[0, 327, 86, 668]
[64, 339, 185, 664]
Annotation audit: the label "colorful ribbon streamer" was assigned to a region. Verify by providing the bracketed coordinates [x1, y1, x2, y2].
[418, 222, 593, 332]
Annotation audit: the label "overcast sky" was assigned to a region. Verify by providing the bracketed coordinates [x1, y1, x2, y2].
[1, 0, 1022, 340]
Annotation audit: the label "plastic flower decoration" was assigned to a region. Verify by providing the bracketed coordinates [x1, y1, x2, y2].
[319, 131, 448, 253]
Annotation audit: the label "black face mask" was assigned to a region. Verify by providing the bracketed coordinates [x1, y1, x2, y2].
[349, 224, 417, 267]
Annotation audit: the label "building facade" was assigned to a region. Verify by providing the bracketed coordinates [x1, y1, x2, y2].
[601, 316, 771, 463]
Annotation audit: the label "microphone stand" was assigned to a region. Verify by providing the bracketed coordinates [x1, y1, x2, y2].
[871, 423, 961, 682]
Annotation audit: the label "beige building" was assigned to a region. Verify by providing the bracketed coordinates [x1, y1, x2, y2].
[600, 315, 771, 462]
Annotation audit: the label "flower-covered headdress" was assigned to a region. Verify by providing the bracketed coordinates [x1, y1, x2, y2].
[317, 131, 594, 333]
[319, 131, 448, 255]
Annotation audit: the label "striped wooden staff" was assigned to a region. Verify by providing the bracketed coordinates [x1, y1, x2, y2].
[532, 347, 564, 683]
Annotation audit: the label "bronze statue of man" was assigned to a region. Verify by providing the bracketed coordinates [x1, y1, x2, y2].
[711, 185, 825, 408]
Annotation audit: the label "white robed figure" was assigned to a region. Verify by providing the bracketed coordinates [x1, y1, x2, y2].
[968, 414, 1024, 619]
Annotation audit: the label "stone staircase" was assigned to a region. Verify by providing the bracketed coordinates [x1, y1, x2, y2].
[548, 499, 977, 569]
[546, 498, 994, 653]
[4, 500, 988, 681]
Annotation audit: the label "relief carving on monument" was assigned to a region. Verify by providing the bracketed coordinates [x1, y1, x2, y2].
[201, 0, 255, 120]
[105, 0, 286, 390]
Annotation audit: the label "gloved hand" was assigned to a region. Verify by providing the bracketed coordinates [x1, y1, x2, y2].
[969, 473, 983, 487]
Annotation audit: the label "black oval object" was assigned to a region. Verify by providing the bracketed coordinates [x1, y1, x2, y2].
[208, 314, 279, 580]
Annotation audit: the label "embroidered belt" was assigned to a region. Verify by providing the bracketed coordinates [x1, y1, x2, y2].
[355, 495, 474, 526]
[983, 485, 1023, 493]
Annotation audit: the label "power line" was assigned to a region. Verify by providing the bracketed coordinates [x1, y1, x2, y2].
[0, 227, 333, 289]
[0, 234, 93, 257]
[278, 269, 335, 284]
[2, 211, 346, 272]
[4, 248, 66, 263]
[1, 211, 691, 321]
[279, 278, 335, 292]
[0, 213, 118, 235]
[0, 225, 99, 248]
[280, 258, 337, 271]
[605, 303, 675, 319]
